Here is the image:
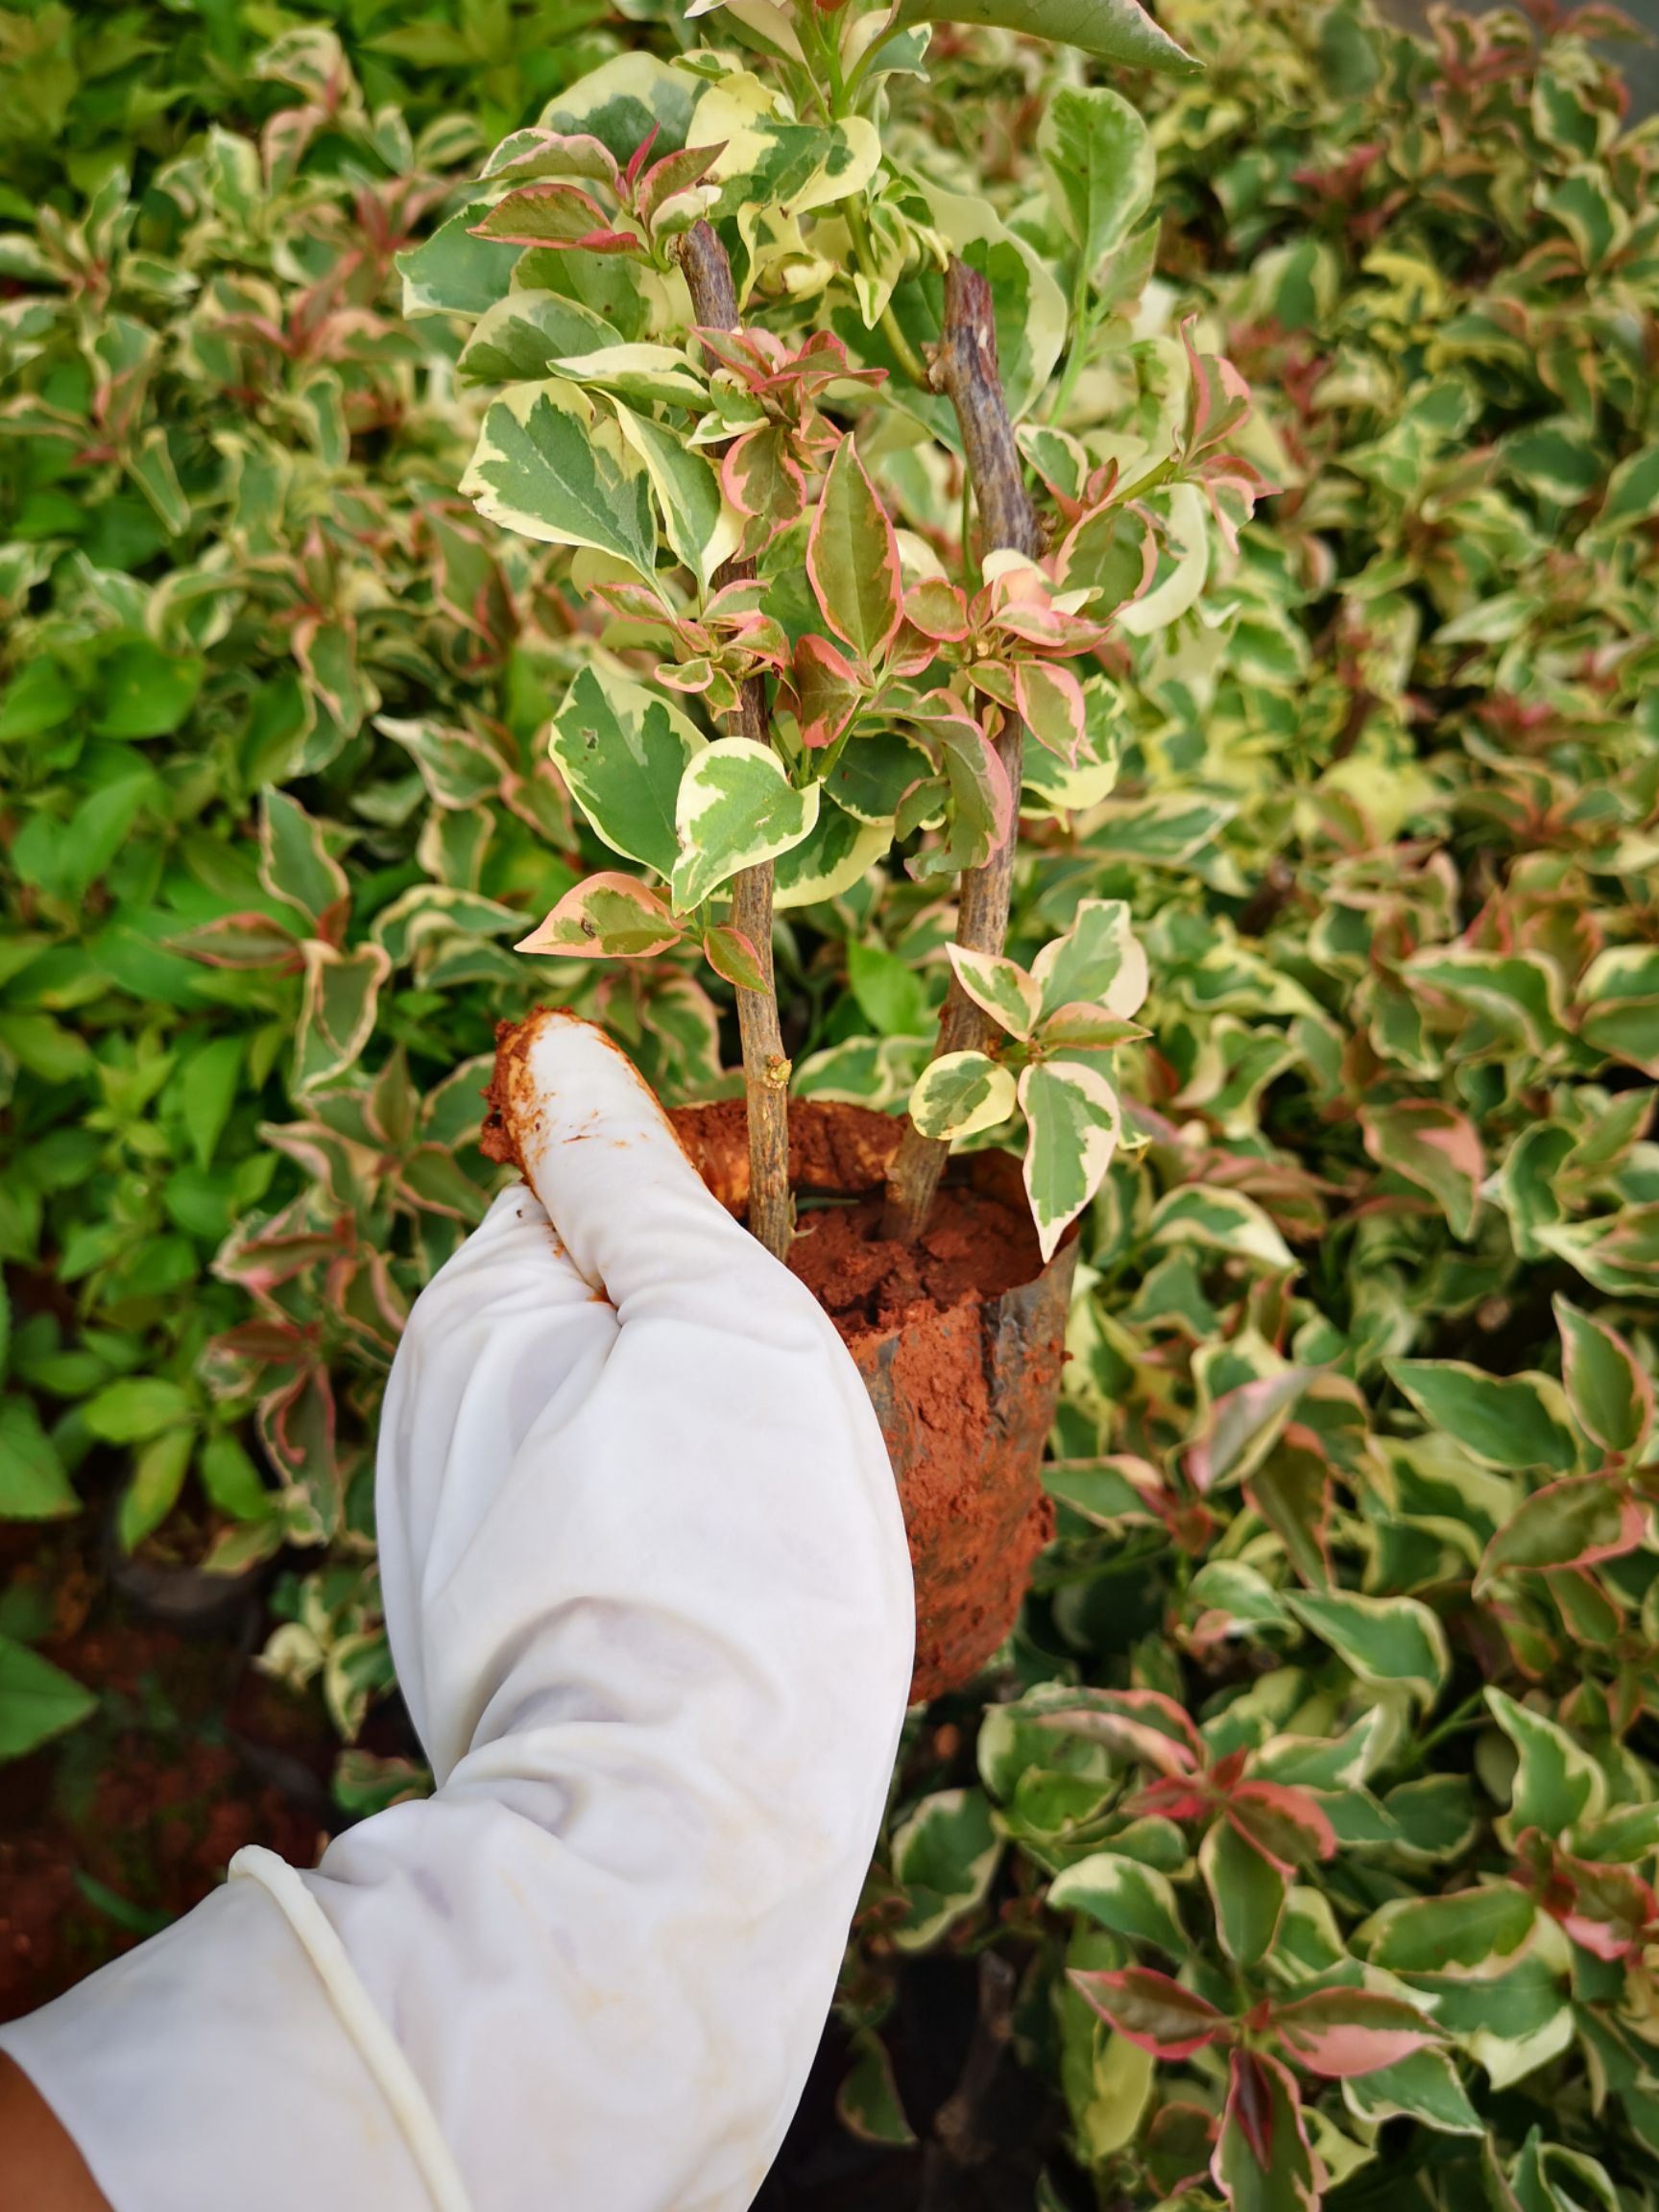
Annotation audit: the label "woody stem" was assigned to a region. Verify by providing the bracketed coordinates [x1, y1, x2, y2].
[883, 258, 1044, 1246]
[676, 220, 793, 1261]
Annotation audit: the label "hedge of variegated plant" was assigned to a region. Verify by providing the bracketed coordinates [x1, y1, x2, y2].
[4, 5, 1659, 2208]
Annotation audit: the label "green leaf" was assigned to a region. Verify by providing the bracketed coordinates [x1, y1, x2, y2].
[0, 1634, 97, 1763]
[1038, 84, 1155, 276]
[199, 1433, 275, 1523]
[1201, 1817, 1286, 1968]
[1553, 1294, 1650, 1457]
[1479, 1475, 1647, 1584]
[899, 0, 1199, 75]
[547, 669, 701, 877]
[612, 401, 734, 588]
[1599, 444, 1659, 532]
[260, 788, 349, 931]
[836, 2030, 916, 2148]
[1362, 1883, 1537, 1977]
[461, 380, 658, 578]
[806, 437, 902, 664]
[1019, 1057, 1123, 1262]
[1048, 1850, 1186, 1954]
[397, 200, 525, 317]
[1343, 2047, 1481, 2137]
[458, 292, 623, 382]
[671, 740, 819, 911]
[909, 1050, 1018, 1141]
[1148, 1186, 1295, 1273]
[1387, 1360, 1578, 1474]
[0, 1397, 77, 1520]
[891, 1788, 1001, 1951]
[92, 640, 204, 738]
[0, 659, 76, 742]
[1484, 1688, 1606, 1839]
[1286, 1589, 1449, 1707]
[180, 1035, 245, 1171]
[117, 1425, 195, 1551]
[771, 802, 890, 910]
[1031, 898, 1147, 1022]
[84, 1377, 195, 1444]
[848, 939, 929, 1038]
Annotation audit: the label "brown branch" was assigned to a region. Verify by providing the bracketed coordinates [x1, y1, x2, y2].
[884, 259, 1043, 1245]
[675, 220, 793, 1261]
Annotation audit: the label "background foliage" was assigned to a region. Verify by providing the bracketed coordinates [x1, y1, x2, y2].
[5, 2, 1659, 2207]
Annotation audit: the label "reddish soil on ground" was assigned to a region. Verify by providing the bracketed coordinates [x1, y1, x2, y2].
[0, 1527, 332, 2023]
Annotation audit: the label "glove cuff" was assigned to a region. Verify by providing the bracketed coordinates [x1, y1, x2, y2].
[0, 1859, 448, 2212]
[230, 1845, 469, 2210]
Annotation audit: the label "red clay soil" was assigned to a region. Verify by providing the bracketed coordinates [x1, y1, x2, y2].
[0, 1530, 327, 2023]
[669, 1098, 1070, 1705]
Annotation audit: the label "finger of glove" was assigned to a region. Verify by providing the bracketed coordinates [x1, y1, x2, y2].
[376, 1183, 620, 1751]
[498, 1007, 780, 1324]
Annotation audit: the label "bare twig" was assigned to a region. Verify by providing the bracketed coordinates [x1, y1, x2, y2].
[919, 1952, 1019, 2209]
[675, 220, 793, 1260]
[884, 259, 1043, 1244]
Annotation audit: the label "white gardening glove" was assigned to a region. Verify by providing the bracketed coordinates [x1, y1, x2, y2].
[0, 1010, 914, 2212]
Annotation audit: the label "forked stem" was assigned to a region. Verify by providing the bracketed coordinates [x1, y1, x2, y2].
[676, 220, 793, 1261]
[883, 259, 1044, 1245]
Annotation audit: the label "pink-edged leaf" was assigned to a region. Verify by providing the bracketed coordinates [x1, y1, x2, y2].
[1053, 497, 1160, 611]
[622, 122, 660, 194]
[1197, 452, 1276, 555]
[1146, 2102, 1219, 2197]
[210, 1205, 353, 1303]
[1013, 659, 1088, 764]
[1361, 1098, 1485, 1241]
[636, 140, 722, 226]
[257, 1360, 339, 1522]
[1186, 1368, 1314, 1495]
[469, 182, 642, 253]
[1070, 1967, 1232, 2060]
[1035, 1687, 1204, 1774]
[168, 910, 304, 971]
[1226, 1782, 1338, 1872]
[1035, 1002, 1148, 1051]
[721, 423, 807, 533]
[902, 575, 972, 642]
[934, 713, 1014, 866]
[704, 923, 768, 995]
[1477, 1474, 1648, 1589]
[806, 435, 903, 664]
[1546, 1847, 1659, 1961]
[516, 874, 685, 961]
[793, 632, 868, 749]
[1131, 1775, 1214, 1824]
[1214, 2051, 1319, 2207]
[1181, 316, 1253, 456]
[484, 128, 620, 188]
[1271, 1988, 1441, 2079]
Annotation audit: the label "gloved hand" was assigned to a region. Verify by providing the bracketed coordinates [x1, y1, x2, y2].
[0, 1010, 914, 2212]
